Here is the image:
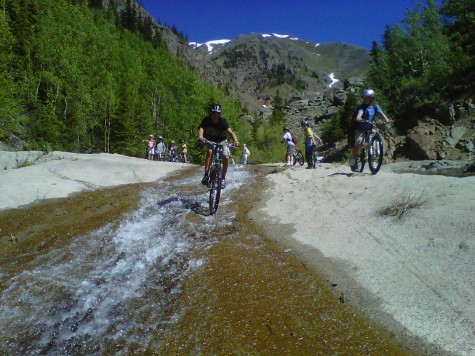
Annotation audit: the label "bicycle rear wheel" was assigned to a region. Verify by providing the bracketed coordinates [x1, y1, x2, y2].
[368, 134, 384, 174]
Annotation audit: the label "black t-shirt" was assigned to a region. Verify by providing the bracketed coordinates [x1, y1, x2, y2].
[198, 116, 230, 142]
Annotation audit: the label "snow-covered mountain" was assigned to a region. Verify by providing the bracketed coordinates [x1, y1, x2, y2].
[183, 32, 369, 115]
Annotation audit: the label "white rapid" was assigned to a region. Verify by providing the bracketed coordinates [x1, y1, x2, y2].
[0, 166, 252, 354]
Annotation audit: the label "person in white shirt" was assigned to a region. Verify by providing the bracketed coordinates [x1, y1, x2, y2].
[281, 127, 295, 166]
[241, 144, 250, 165]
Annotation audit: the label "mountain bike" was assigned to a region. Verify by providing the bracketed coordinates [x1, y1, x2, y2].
[354, 121, 384, 174]
[167, 149, 178, 162]
[293, 147, 304, 166]
[205, 140, 234, 215]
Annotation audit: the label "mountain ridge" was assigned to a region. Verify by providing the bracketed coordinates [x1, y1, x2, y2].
[179, 32, 369, 116]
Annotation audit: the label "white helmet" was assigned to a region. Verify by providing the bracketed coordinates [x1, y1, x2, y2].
[362, 89, 375, 98]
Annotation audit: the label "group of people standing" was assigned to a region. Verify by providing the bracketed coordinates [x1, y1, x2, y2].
[144, 135, 187, 163]
[282, 88, 390, 170]
[150, 88, 389, 189]
[282, 120, 323, 168]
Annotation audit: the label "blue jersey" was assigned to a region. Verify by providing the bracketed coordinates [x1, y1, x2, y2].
[355, 104, 382, 131]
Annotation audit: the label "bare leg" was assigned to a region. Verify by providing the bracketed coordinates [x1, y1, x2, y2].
[222, 156, 230, 179]
[352, 144, 363, 160]
[204, 149, 213, 174]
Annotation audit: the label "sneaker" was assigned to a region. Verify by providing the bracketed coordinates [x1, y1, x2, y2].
[201, 175, 209, 186]
[221, 179, 226, 189]
[349, 158, 357, 171]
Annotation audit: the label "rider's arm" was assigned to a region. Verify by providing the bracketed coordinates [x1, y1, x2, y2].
[227, 127, 239, 145]
[198, 127, 206, 143]
[313, 133, 323, 145]
[355, 109, 364, 122]
[378, 111, 391, 123]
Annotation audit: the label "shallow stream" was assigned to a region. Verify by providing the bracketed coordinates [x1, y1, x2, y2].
[0, 165, 408, 354]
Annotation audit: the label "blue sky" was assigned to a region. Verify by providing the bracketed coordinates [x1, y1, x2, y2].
[138, 0, 441, 49]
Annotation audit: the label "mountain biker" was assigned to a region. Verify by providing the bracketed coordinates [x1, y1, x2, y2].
[281, 127, 295, 166]
[350, 89, 390, 172]
[198, 103, 239, 189]
[301, 119, 323, 168]
[156, 136, 167, 161]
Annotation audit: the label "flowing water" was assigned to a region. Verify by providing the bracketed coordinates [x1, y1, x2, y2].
[0, 165, 411, 354]
[0, 166, 254, 354]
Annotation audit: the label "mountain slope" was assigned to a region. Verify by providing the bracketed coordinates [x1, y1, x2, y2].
[184, 33, 369, 114]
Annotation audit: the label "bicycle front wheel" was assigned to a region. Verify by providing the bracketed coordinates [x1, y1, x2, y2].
[294, 151, 304, 166]
[312, 150, 318, 168]
[208, 166, 222, 215]
[368, 134, 384, 174]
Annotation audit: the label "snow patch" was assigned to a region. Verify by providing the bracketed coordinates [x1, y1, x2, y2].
[189, 39, 230, 53]
[262, 33, 290, 39]
[328, 73, 339, 88]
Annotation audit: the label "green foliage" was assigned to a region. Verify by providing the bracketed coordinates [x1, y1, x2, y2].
[321, 93, 358, 144]
[244, 121, 286, 164]
[366, 0, 474, 130]
[1, 0, 244, 159]
[222, 45, 256, 68]
[270, 91, 285, 124]
[440, 0, 475, 97]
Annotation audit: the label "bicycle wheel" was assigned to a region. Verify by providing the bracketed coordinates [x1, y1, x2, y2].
[368, 134, 384, 175]
[312, 149, 318, 168]
[297, 151, 304, 166]
[358, 148, 366, 173]
[208, 167, 217, 214]
[208, 166, 222, 215]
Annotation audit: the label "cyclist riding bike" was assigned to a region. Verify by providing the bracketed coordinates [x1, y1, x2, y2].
[350, 89, 390, 172]
[301, 119, 323, 169]
[198, 103, 239, 189]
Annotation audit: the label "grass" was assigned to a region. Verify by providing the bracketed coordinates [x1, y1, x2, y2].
[15, 159, 34, 169]
[378, 189, 428, 220]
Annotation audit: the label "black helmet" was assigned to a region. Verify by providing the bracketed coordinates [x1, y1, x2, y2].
[301, 119, 310, 126]
[210, 103, 222, 113]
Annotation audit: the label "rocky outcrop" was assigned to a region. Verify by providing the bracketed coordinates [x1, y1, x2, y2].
[385, 160, 475, 177]
[404, 117, 474, 160]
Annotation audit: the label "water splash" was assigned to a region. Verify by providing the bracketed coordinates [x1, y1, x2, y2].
[0, 168, 252, 353]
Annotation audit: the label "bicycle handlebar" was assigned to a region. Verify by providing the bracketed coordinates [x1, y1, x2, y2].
[202, 139, 239, 148]
[358, 119, 392, 131]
